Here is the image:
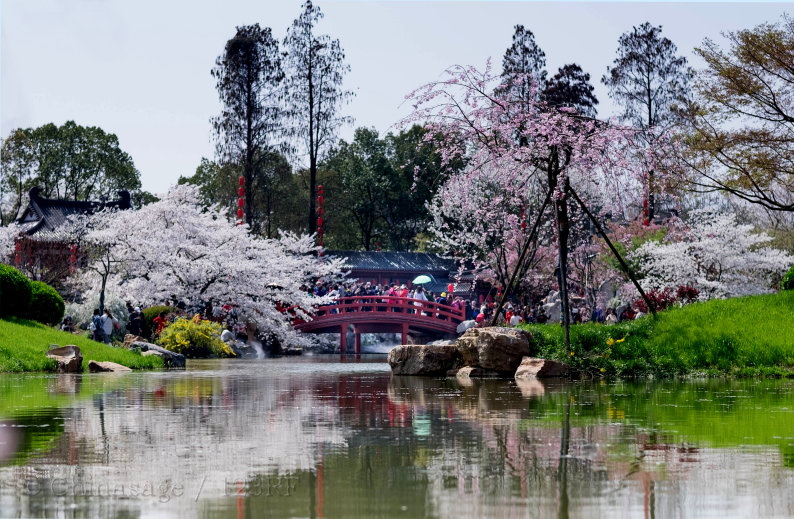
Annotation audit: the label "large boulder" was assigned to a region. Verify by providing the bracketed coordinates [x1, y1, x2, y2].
[455, 327, 531, 373]
[131, 341, 186, 368]
[46, 345, 82, 373]
[88, 360, 132, 373]
[388, 344, 462, 376]
[514, 357, 569, 379]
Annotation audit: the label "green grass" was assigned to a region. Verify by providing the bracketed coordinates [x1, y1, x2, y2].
[0, 317, 163, 372]
[522, 291, 794, 377]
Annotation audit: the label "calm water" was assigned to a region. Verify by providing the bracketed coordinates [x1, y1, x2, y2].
[0, 356, 792, 518]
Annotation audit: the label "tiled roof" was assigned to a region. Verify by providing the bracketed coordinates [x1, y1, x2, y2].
[16, 187, 131, 241]
[326, 250, 457, 274]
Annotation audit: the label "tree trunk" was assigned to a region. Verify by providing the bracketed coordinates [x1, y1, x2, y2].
[99, 273, 107, 314]
[308, 54, 317, 235]
[555, 181, 572, 350]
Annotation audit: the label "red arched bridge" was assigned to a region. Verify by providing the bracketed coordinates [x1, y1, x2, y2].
[294, 296, 465, 353]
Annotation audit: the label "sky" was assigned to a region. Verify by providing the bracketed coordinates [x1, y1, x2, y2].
[2, 1, 792, 195]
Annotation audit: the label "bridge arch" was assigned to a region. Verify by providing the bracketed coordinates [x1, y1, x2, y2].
[294, 296, 465, 353]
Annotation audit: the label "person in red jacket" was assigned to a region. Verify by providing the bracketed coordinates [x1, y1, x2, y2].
[152, 311, 169, 338]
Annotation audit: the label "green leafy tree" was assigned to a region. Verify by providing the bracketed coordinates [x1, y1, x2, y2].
[323, 128, 392, 250]
[178, 153, 302, 238]
[1, 121, 142, 223]
[383, 125, 462, 250]
[282, 1, 354, 235]
[212, 24, 283, 233]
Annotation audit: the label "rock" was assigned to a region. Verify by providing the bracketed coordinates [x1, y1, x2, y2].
[455, 327, 531, 373]
[88, 360, 132, 373]
[455, 366, 503, 379]
[514, 357, 569, 379]
[388, 344, 462, 376]
[456, 320, 477, 334]
[46, 345, 83, 373]
[131, 341, 186, 368]
[427, 339, 454, 346]
[122, 334, 146, 349]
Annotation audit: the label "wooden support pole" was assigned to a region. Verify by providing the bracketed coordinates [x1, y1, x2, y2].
[340, 324, 347, 354]
[401, 323, 409, 345]
[354, 327, 361, 354]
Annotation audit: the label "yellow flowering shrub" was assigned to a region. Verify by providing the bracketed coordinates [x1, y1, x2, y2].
[158, 317, 236, 358]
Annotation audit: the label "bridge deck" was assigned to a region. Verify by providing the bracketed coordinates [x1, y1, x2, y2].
[294, 296, 465, 353]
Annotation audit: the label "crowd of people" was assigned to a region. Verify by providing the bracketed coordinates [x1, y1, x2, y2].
[309, 279, 647, 327]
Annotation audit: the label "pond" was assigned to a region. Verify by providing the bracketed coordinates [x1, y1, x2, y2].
[0, 356, 792, 518]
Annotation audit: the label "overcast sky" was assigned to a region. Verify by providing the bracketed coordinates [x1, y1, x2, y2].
[2, 1, 791, 194]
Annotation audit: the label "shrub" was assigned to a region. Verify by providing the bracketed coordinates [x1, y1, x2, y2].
[142, 306, 171, 339]
[783, 265, 794, 291]
[157, 316, 235, 358]
[0, 264, 33, 319]
[676, 285, 700, 303]
[25, 281, 65, 325]
[633, 288, 676, 313]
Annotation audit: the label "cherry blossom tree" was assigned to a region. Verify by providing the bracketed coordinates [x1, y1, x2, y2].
[64, 185, 345, 345]
[633, 211, 792, 299]
[0, 223, 20, 263]
[404, 62, 658, 347]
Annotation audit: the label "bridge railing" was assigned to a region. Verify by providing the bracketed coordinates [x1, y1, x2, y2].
[306, 295, 465, 324]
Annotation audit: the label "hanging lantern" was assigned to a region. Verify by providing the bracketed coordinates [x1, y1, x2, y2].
[317, 216, 323, 228]
[318, 184, 324, 195]
[318, 228, 324, 237]
[318, 195, 324, 205]
[237, 176, 245, 225]
[448, 283, 454, 294]
[318, 207, 324, 216]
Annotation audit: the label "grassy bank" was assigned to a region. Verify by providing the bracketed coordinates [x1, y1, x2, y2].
[522, 291, 794, 377]
[0, 317, 163, 372]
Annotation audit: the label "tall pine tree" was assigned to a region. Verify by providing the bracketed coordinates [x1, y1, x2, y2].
[282, 1, 353, 235]
[211, 24, 283, 233]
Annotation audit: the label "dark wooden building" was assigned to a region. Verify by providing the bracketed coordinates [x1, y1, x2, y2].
[11, 187, 131, 284]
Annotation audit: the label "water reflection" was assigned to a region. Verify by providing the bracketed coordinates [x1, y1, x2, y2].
[0, 359, 791, 518]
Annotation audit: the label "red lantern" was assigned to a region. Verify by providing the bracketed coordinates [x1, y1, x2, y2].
[318, 195, 324, 205]
[239, 176, 245, 187]
[237, 208, 243, 219]
[318, 207, 324, 216]
[318, 228, 324, 237]
[317, 216, 323, 227]
[318, 185, 324, 195]
[448, 283, 454, 294]
[238, 187, 244, 197]
[238, 199, 244, 208]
